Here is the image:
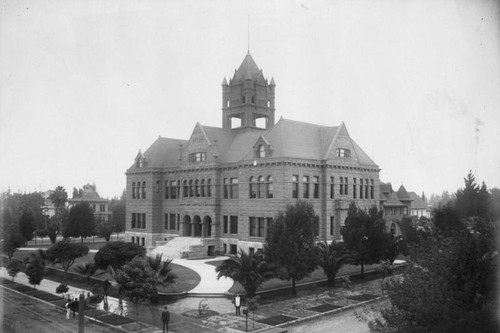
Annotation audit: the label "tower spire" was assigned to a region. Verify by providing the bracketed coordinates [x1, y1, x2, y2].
[247, 15, 250, 54]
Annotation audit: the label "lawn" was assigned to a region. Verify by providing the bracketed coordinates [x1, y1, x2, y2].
[11, 240, 399, 297]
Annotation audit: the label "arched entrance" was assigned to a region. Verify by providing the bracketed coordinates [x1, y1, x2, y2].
[203, 216, 212, 237]
[183, 215, 192, 236]
[193, 215, 202, 237]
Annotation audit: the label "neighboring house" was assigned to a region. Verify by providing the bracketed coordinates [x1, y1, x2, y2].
[379, 183, 432, 234]
[125, 52, 381, 255]
[41, 190, 56, 218]
[379, 183, 412, 235]
[67, 184, 111, 223]
[408, 192, 431, 218]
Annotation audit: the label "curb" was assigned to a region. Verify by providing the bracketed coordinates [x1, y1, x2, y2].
[0, 282, 154, 333]
[254, 294, 388, 332]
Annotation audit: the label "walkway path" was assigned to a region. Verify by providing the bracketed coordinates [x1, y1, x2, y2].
[172, 257, 233, 294]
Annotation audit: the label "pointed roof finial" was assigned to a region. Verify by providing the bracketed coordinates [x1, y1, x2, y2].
[247, 15, 250, 54]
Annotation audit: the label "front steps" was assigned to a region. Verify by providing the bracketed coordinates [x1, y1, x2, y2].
[150, 237, 207, 259]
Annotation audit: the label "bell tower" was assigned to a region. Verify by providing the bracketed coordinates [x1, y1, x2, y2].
[222, 53, 275, 130]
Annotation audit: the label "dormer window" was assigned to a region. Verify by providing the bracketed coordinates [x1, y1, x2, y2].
[258, 145, 266, 158]
[336, 148, 351, 158]
[189, 152, 206, 163]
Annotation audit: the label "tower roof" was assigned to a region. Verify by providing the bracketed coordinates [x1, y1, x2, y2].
[235, 53, 263, 80]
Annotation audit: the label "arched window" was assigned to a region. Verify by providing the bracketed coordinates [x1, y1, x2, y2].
[207, 179, 212, 197]
[267, 176, 273, 198]
[201, 179, 205, 197]
[189, 180, 194, 197]
[259, 145, 266, 158]
[183, 180, 188, 197]
[258, 176, 265, 199]
[249, 176, 256, 198]
[195, 179, 200, 197]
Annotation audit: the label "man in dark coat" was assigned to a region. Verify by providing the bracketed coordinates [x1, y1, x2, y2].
[161, 306, 170, 333]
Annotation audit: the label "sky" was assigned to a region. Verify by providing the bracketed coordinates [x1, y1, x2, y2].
[1, 0, 500, 199]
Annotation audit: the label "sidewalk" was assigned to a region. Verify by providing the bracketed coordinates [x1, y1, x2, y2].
[1, 264, 387, 332]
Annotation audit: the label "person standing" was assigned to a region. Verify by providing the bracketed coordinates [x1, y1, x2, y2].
[161, 306, 170, 333]
[234, 294, 241, 316]
[65, 298, 71, 319]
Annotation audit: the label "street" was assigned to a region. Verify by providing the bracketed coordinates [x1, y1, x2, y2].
[0, 286, 112, 333]
[284, 299, 388, 333]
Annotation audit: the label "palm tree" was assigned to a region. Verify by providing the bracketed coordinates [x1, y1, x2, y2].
[48, 186, 68, 236]
[216, 249, 277, 298]
[315, 240, 350, 287]
[146, 254, 178, 287]
[74, 262, 97, 285]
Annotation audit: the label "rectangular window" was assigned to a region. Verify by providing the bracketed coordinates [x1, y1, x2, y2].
[313, 176, 319, 199]
[141, 237, 145, 246]
[249, 217, 257, 237]
[336, 148, 351, 158]
[303, 176, 310, 198]
[267, 177, 273, 198]
[330, 216, 334, 236]
[258, 177, 265, 199]
[165, 181, 169, 199]
[231, 178, 239, 199]
[170, 214, 176, 230]
[223, 216, 228, 233]
[142, 182, 146, 199]
[353, 178, 357, 199]
[370, 179, 374, 199]
[339, 177, 344, 195]
[164, 214, 168, 229]
[230, 216, 238, 234]
[131, 236, 135, 244]
[344, 177, 349, 196]
[131, 213, 136, 228]
[359, 179, 363, 199]
[142, 213, 146, 229]
[224, 178, 229, 199]
[189, 152, 206, 162]
[258, 217, 265, 237]
[170, 180, 177, 199]
[100, 204, 105, 212]
[365, 178, 369, 199]
[292, 175, 299, 198]
[266, 217, 273, 236]
[330, 177, 334, 199]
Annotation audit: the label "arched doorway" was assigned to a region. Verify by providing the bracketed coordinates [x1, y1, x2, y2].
[183, 215, 192, 237]
[193, 215, 202, 237]
[203, 216, 212, 237]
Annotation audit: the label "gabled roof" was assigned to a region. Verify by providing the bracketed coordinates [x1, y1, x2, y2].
[129, 136, 186, 170]
[408, 192, 427, 210]
[198, 118, 378, 166]
[397, 185, 411, 201]
[263, 118, 337, 160]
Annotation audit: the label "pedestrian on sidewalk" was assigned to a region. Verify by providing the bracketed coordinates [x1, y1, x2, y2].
[161, 306, 170, 333]
[234, 294, 241, 316]
[65, 298, 71, 319]
[70, 298, 79, 318]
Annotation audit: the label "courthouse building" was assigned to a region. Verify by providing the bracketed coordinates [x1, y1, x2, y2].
[125, 52, 380, 255]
